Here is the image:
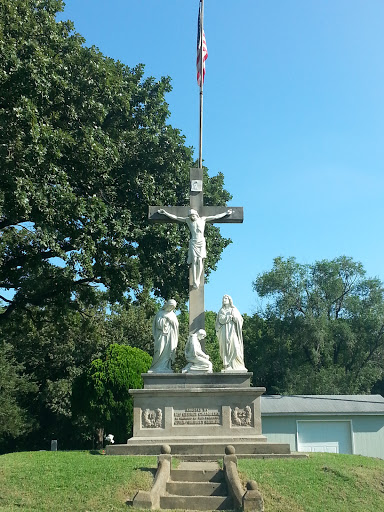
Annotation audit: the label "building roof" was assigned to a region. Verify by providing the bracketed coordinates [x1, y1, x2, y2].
[261, 395, 384, 416]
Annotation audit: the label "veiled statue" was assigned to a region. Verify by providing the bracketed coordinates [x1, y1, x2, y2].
[215, 295, 247, 372]
[182, 329, 213, 373]
[148, 299, 179, 373]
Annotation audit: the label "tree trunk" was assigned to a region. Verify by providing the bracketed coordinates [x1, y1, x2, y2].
[95, 427, 104, 450]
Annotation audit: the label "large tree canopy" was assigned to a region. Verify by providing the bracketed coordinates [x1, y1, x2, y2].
[0, 0, 231, 320]
[249, 256, 384, 394]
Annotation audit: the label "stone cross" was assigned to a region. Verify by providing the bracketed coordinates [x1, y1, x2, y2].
[148, 168, 243, 337]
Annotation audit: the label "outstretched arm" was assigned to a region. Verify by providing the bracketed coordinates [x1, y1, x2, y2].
[205, 209, 233, 222]
[157, 208, 187, 222]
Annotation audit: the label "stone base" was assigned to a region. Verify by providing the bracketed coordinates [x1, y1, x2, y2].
[106, 373, 292, 457]
[107, 441, 291, 457]
[131, 373, 264, 442]
[141, 372, 252, 389]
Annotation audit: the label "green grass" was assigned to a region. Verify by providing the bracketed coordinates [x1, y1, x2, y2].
[238, 453, 384, 512]
[0, 451, 156, 512]
[1, 451, 384, 511]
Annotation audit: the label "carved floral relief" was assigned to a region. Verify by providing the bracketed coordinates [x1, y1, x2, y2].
[231, 405, 252, 426]
[142, 408, 163, 428]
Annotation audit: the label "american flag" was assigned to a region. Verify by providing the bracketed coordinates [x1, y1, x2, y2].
[196, 1, 208, 86]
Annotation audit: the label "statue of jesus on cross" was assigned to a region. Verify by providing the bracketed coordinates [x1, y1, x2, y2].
[157, 207, 232, 289]
[149, 167, 243, 337]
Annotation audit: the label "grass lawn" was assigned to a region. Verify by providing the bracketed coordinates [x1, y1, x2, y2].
[1, 451, 384, 511]
[238, 453, 384, 512]
[0, 451, 156, 512]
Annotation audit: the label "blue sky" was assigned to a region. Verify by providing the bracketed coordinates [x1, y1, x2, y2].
[59, 0, 384, 315]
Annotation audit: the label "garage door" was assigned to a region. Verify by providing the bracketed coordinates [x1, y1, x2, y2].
[297, 420, 353, 454]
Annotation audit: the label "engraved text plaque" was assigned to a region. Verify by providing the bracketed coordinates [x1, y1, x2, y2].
[173, 408, 221, 426]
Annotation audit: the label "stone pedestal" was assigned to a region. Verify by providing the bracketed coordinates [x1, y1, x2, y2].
[107, 373, 292, 457]
[131, 372, 265, 445]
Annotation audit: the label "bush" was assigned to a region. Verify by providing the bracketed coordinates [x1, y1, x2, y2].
[73, 344, 152, 444]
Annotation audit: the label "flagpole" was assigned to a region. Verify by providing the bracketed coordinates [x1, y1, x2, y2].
[199, 0, 204, 169]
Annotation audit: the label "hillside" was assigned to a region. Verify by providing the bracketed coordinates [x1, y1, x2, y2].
[238, 453, 384, 512]
[1, 451, 384, 511]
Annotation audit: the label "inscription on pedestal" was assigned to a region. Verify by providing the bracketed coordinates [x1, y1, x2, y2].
[173, 408, 221, 426]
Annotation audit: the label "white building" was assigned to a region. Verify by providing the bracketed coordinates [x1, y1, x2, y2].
[261, 394, 384, 458]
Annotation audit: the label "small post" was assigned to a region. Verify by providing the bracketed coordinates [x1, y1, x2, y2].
[243, 481, 264, 512]
[51, 440, 58, 451]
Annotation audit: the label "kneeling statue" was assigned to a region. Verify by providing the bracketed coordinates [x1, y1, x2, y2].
[182, 329, 213, 373]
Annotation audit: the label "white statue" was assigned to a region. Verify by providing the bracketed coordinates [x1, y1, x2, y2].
[216, 295, 247, 372]
[182, 329, 213, 373]
[105, 433, 115, 444]
[157, 208, 232, 289]
[148, 299, 179, 373]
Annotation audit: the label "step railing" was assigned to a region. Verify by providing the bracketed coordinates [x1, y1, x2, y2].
[133, 444, 172, 509]
[223, 445, 264, 512]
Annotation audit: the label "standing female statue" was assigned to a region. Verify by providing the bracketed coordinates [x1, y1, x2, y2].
[215, 295, 247, 372]
[148, 299, 179, 373]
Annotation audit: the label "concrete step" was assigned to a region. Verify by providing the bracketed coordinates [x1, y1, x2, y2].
[171, 469, 224, 482]
[160, 495, 233, 510]
[172, 442, 290, 455]
[109, 441, 291, 456]
[167, 481, 228, 497]
[173, 453, 307, 461]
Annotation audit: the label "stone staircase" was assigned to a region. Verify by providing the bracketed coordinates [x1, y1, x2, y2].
[160, 467, 233, 511]
[132, 446, 266, 511]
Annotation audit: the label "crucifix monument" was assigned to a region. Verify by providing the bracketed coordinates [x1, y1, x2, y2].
[107, 0, 294, 461]
[148, 167, 243, 338]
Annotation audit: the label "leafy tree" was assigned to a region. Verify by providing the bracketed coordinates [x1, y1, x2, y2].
[105, 301, 158, 354]
[0, 299, 162, 451]
[72, 344, 152, 445]
[243, 313, 276, 389]
[0, 0, 231, 321]
[0, 303, 109, 450]
[250, 256, 384, 394]
[0, 343, 36, 451]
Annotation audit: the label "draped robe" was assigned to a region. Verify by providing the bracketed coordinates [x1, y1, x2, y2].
[148, 308, 179, 373]
[215, 305, 247, 372]
[182, 333, 212, 373]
